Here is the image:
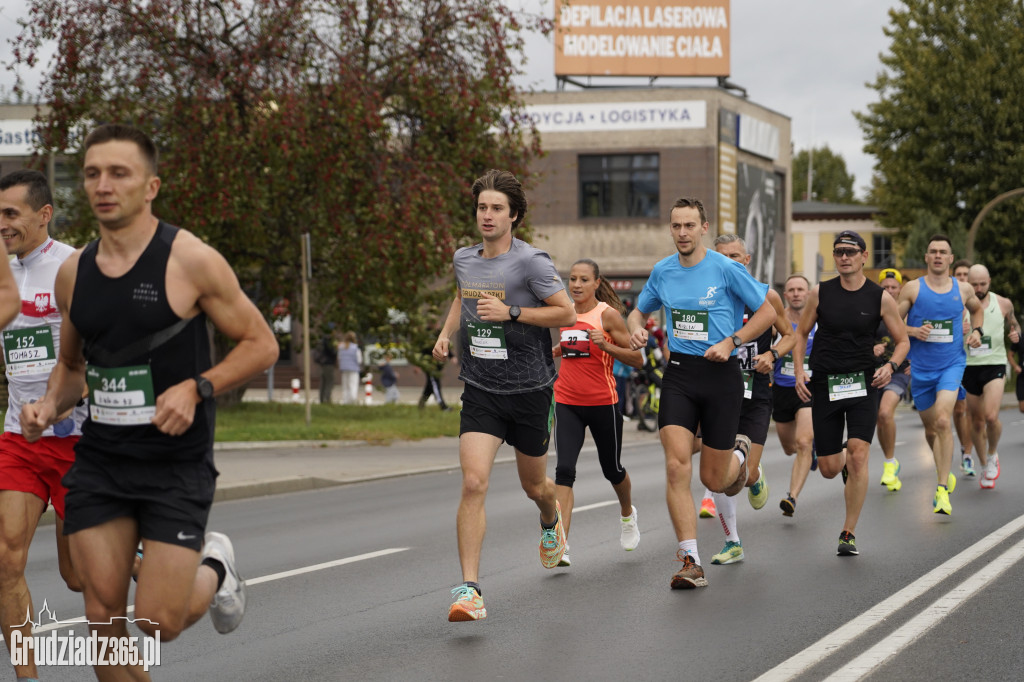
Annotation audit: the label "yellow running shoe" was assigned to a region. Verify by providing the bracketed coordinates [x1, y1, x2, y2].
[946, 472, 957, 493]
[880, 459, 902, 491]
[448, 584, 486, 622]
[933, 486, 952, 515]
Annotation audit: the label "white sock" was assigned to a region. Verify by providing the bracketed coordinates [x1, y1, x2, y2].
[734, 449, 746, 467]
[884, 456, 895, 464]
[678, 539, 700, 566]
[712, 492, 740, 542]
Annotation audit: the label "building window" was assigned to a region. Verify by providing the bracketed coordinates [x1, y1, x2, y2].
[873, 234, 893, 268]
[579, 154, 659, 219]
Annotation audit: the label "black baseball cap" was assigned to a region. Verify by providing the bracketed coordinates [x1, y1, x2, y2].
[833, 230, 866, 251]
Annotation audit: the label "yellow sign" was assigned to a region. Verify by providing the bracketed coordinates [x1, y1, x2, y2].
[555, 1, 731, 78]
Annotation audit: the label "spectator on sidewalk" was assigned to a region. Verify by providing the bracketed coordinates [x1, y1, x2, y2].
[380, 353, 400, 404]
[337, 331, 362, 405]
[315, 330, 338, 403]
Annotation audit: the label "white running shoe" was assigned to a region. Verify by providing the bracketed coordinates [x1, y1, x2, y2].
[558, 544, 571, 567]
[202, 532, 246, 634]
[620, 506, 640, 551]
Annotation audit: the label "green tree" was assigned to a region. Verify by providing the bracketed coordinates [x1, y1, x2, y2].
[9, 0, 549, 359]
[791, 146, 856, 204]
[857, 0, 1024, 308]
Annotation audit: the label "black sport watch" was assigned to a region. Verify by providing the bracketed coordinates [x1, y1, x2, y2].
[888, 360, 899, 373]
[770, 348, 780, 363]
[731, 335, 743, 348]
[509, 305, 521, 323]
[195, 375, 215, 402]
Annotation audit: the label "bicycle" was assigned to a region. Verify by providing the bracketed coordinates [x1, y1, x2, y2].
[630, 345, 664, 432]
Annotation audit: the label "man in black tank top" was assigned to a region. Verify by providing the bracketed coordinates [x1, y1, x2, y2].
[792, 231, 909, 557]
[20, 124, 279, 672]
[701, 235, 795, 566]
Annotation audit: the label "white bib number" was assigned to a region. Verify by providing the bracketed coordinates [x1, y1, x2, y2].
[467, 321, 508, 360]
[923, 319, 954, 343]
[560, 329, 591, 358]
[3, 326, 57, 377]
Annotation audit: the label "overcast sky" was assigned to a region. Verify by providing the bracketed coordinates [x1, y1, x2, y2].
[2, 1, 896, 200]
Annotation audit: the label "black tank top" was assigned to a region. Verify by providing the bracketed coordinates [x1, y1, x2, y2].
[810, 277, 884, 376]
[71, 221, 214, 461]
[739, 306, 772, 399]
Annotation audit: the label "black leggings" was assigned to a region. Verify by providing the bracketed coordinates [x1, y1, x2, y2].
[554, 402, 626, 487]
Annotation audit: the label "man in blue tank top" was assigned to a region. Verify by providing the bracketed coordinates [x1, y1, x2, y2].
[896, 234, 984, 515]
[626, 197, 774, 589]
[21, 124, 279, 675]
[793, 230, 909, 556]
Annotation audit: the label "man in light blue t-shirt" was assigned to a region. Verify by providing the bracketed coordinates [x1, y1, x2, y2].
[626, 197, 773, 590]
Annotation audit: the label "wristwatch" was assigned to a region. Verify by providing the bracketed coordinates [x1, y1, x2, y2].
[972, 326, 983, 336]
[508, 305, 521, 322]
[770, 348, 780, 363]
[888, 360, 899, 373]
[731, 335, 743, 347]
[195, 375, 215, 402]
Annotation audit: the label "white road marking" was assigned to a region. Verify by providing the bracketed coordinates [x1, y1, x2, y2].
[823, 536, 1024, 680]
[572, 500, 618, 513]
[33, 548, 409, 634]
[754, 513, 1024, 681]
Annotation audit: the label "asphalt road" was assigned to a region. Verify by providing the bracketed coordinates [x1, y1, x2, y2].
[20, 408, 1024, 681]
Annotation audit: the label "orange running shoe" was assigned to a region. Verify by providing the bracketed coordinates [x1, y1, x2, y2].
[539, 501, 567, 568]
[699, 496, 717, 518]
[448, 584, 486, 622]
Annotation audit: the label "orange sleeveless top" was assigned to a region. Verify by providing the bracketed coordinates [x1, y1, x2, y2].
[554, 301, 619, 406]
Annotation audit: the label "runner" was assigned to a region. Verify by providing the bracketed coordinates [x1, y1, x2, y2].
[774, 274, 817, 517]
[874, 268, 912, 492]
[963, 263, 1020, 489]
[793, 230, 908, 556]
[0, 169, 89, 682]
[625, 197, 774, 588]
[1009, 333, 1024, 413]
[705, 234, 794, 565]
[20, 124, 279, 678]
[552, 258, 643, 568]
[435, 169, 575, 622]
[951, 259, 975, 475]
[895, 234, 983, 514]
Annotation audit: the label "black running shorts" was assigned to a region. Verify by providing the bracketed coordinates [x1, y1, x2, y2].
[62, 449, 217, 551]
[460, 383, 555, 457]
[809, 374, 879, 457]
[771, 384, 811, 423]
[738, 396, 772, 446]
[961, 365, 1006, 396]
[658, 355, 743, 451]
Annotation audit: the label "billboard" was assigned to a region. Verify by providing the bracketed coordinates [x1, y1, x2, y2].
[555, 1, 731, 78]
[736, 163, 780, 286]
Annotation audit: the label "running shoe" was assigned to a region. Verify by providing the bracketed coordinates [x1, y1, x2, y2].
[960, 450, 976, 478]
[132, 547, 143, 584]
[991, 453, 1000, 480]
[620, 506, 640, 551]
[837, 530, 858, 556]
[202, 532, 246, 634]
[841, 463, 849, 486]
[780, 494, 796, 517]
[748, 464, 769, 509]
[448, 584, 486, 622]
[880, 459, 902, 491]
[699, 496, 717, 518]
[670, 551, 708, 589]
[982, 457, 998, 486]
[711, 540, 744, 565]
[933, 485, 951, 515]
[539, 501, 567, 569]
[810, 442, 818, 472]
[724, 435, 750, 496]
[981, 473, 996, 490]
[558, 544, 571, 567]
[946, 472, 957, 494]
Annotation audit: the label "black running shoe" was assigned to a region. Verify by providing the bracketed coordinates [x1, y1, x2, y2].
[780, 495, 796, 517]
[837, 530, 858, 556]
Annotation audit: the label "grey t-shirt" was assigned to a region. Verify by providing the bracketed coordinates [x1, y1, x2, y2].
[454, 237, 566, 394]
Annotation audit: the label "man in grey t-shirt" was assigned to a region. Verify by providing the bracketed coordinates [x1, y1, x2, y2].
[433, 169, 575, 623]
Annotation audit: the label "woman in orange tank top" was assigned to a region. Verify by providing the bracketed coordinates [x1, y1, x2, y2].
[551, 259, 644, 566]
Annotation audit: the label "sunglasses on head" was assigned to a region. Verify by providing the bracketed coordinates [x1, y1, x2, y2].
[833, 247, 862, 258]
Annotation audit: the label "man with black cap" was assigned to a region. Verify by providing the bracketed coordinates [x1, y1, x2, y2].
[874, 268, 911, 492]
[793, 230, 908, 556]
